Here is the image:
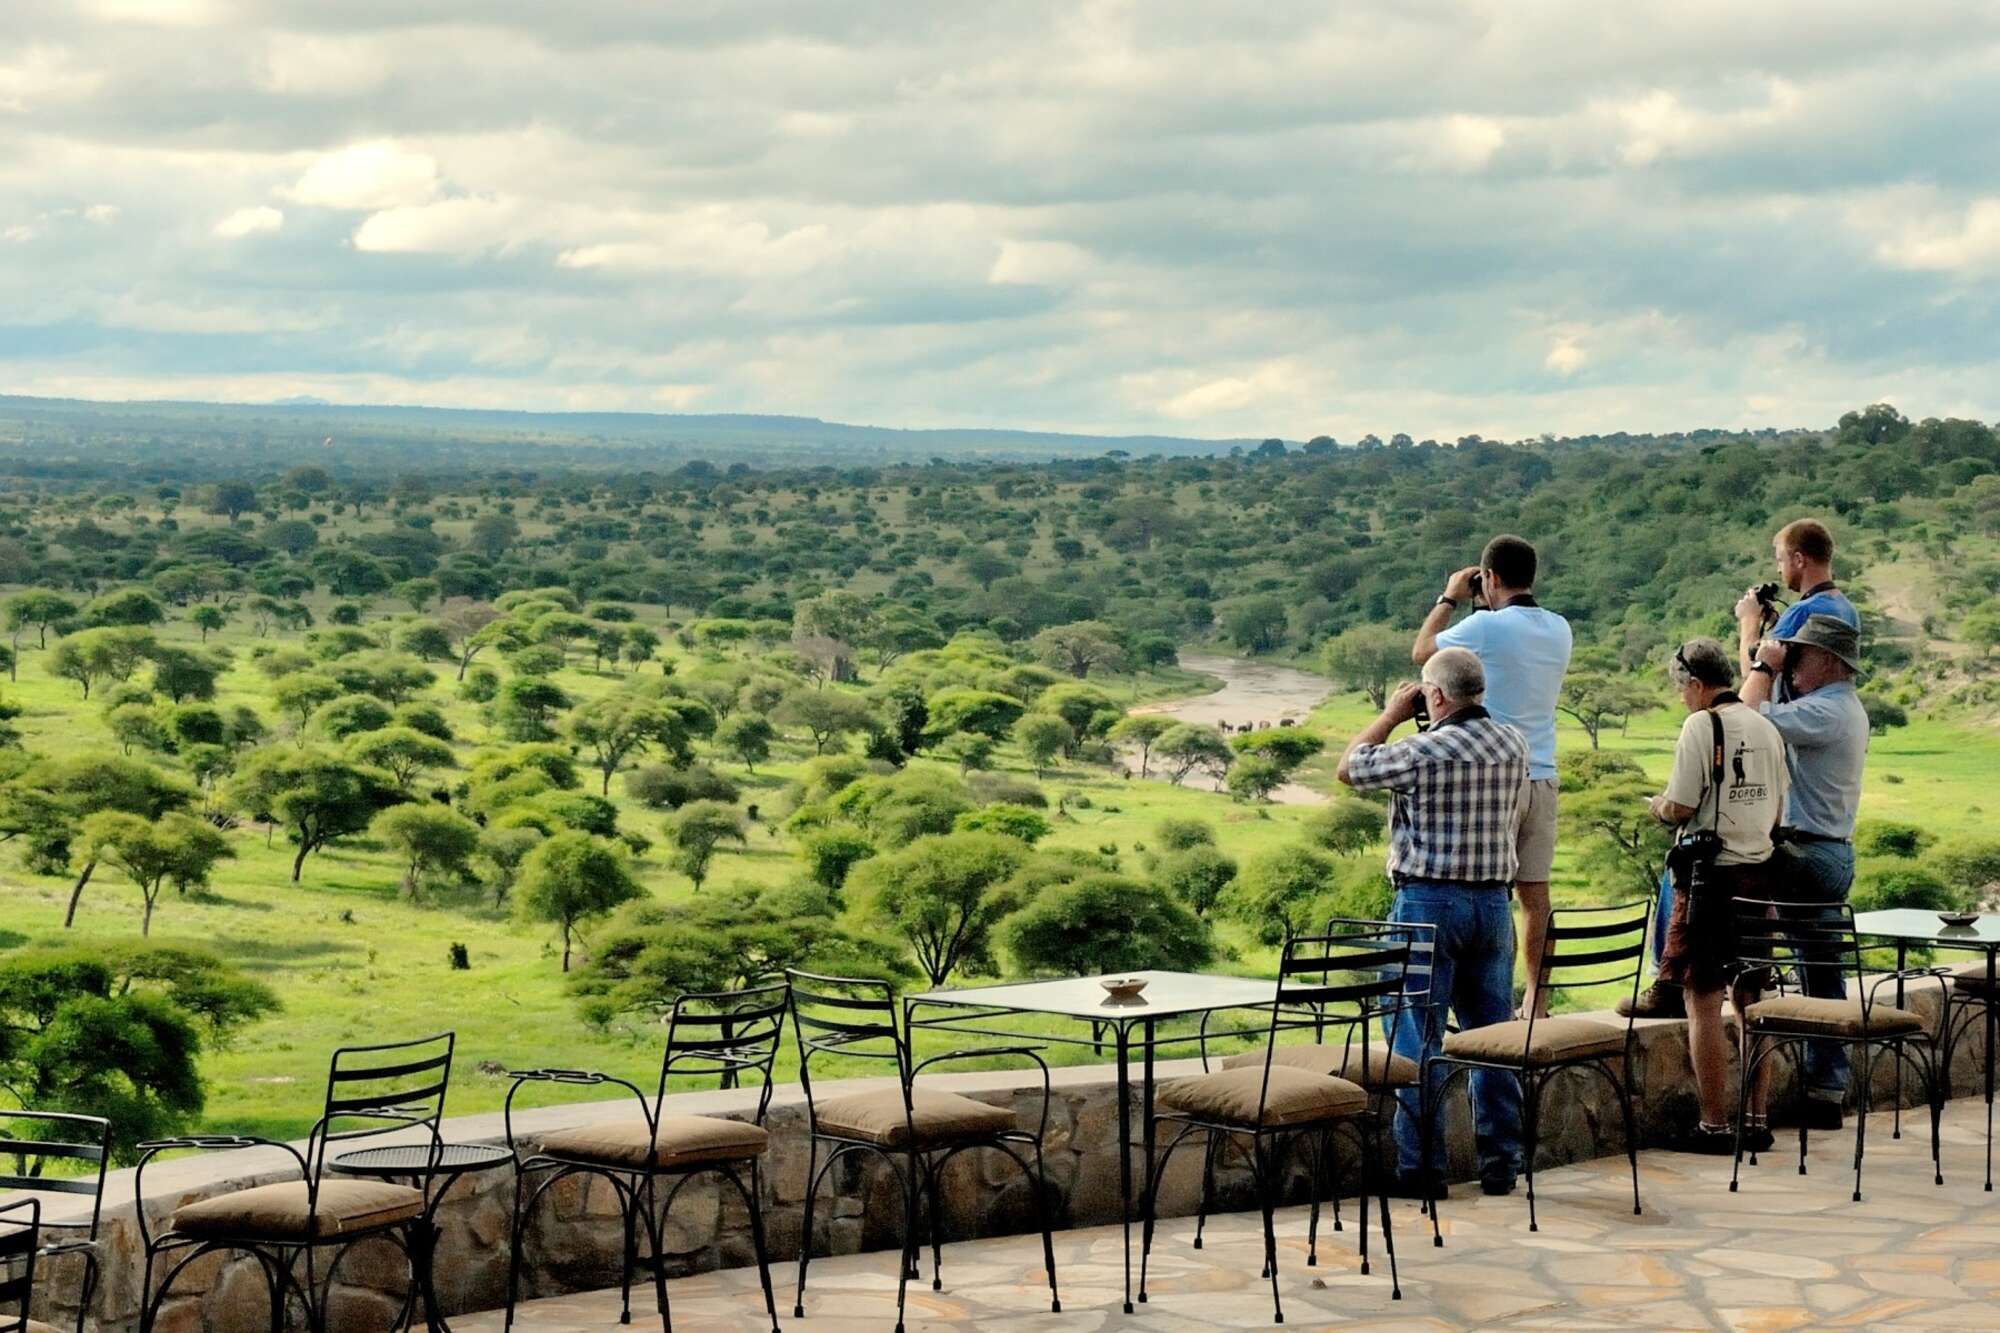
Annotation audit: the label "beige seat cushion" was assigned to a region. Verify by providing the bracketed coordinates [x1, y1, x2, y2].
[25, 1321, 64, 1333]
[1745, 994, 1926, 1038]
[538, 1114, 769, 1170]
[172, 1179, 423, 1241]
[814, 1088, 1016, 1148]
[1221, 1042, 1420, 1088]
[1951, 961, 2000, 995]
[1159, 1065, 1367, 1128]
[1442, 1016, 1628, 1066]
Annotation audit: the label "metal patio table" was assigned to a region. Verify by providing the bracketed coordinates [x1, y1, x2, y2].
[326, 1141, 514, 1331]
[1855, 908, 2000, 1189]
[907, 970, 1277, 1314]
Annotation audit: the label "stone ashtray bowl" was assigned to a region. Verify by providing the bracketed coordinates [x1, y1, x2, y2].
[1099, 977, 1149, 1001]
[1939, 911, 1981, 928]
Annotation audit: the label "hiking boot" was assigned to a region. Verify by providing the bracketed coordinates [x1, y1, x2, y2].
[1479, 1163, 1517, 1196]
[1616, 980, 1685, 1019]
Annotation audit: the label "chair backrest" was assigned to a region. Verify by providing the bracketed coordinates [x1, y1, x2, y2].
[1732, 897, 1864, 1000]
[0, 1196, 38, 1332]
[1325, 915, 1435, 1043]
[307, 1031, 455, 1178]
[1249, 929, 1413, 1117]
[657, 981, 790, 1126]
[785, 970, 913, 1127]
[0, 1110, 111, 1245]
[1526, 901, 1650, 1050]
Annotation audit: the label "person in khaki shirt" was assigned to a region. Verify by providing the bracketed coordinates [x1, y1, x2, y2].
[1647, 638, 1788, 1154]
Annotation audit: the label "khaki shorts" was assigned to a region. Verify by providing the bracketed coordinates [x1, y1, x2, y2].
[1515, 778, 1558, 882]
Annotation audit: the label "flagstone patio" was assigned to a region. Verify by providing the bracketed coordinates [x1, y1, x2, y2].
[460, 1098, 2000, 1331]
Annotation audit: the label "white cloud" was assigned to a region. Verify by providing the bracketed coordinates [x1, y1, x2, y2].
[352, 196, 519, 254]
[1545, 337, 1587, 376]
[77, 0, 227, 25]
[213, 205, 283, 238]
[0, 47, 104, 112]
[287, 140, 440, 212]
[83, 203, 119, 224]
[988, 239, 1093, 286]
[1, 224, 37, 244]
[1871, 197, 2000, 274]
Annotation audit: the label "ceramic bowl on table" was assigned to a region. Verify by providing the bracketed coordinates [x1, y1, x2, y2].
[1099, 977, 1149, 1001]
[1939, 911, 1982, 928]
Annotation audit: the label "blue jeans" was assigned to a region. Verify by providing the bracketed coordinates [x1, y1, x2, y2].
[1385, 882, 1524, 1178]
[1785, 839, 1857, 1100]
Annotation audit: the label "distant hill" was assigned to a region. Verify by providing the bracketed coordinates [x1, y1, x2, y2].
[0, 393, 1264, 472]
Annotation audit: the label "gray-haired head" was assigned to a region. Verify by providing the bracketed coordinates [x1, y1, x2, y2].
[1421, 646, 1486, 705]
[1667, 637, 1734, 690]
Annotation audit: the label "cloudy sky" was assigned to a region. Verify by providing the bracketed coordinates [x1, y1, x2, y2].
[4, 1, 1999, 440]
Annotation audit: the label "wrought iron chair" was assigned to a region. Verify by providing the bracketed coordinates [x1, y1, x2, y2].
[2, 1196, 60, 1333]
[504, 982, 787, 1333]
[1189, 918, 1434, 1266]
[1729, 899, 1942, 1199]
[136, 1032, 454, 1332]
[1420, 901, 1648, 1242]
[786, 969, 1060, 1333]
[0, 1111, 110, 1333]
[1140, 930, 1406, 1322]
[1938, 956, 2000, 1187]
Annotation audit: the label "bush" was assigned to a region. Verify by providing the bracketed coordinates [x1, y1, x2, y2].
[460, 665, 500, 703]
[1153, 818, 1216, 852]
[800, 825, 876, 892]
[953, 803, 1052, 844]
[1928, 838, 2000, 895]
[1003, 875, 1214, 977]
[1153, 845, 1237, 917]
[624, 763, 740, 810]
[967, 773, 1047, 808]
[1852, 867, 1968, 914]
[1303, 798, 1385, 854]
[1855, 820, 1930, 859]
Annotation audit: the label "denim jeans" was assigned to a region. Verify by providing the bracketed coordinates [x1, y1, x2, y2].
[1784, 838, 1857, 1100]
[1385, 881, 1525, 1178]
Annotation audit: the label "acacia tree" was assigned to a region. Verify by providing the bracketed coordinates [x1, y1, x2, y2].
[1004, 874, 1213, 975]
[0, 945, 277, 1162]
[1014, 714, 1071, 778]
[849, 831, 1028, 986]
[3, 754, 197, 928]
[667, 800, 747, 890]
[715, 714, 775, 771]
[514, 831, 644, 971]
[78, 811, 233, 936]
[225, 749, 404, 881]
[49, 628, 155, 700]
[1557, 674, 1656, 750]
[567, 693, 713, 794]
[774, 688, 878, 755]
[1030, 621, 1127, 678]
[345, 727, 456, 791]
[369, 804, 480, 902]
[1108, 715, 1173, 777]
[1324, 624, 1409, 709]
[1155, 724, 1233, 786]
[5, 589, 79, 650]
[436, 597, 501, 680]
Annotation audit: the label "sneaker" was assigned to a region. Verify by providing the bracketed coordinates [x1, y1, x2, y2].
[1385, 1170, 1449, 1202]
[1615, 980, 1685, 1019]
[1479, 1164, 1517, 1196]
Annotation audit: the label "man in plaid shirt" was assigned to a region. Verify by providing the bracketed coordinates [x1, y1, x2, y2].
[1338, 647, 1529, 1198]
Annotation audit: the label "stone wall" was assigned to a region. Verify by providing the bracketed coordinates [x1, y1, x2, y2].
[25, 980, 1982, 1331]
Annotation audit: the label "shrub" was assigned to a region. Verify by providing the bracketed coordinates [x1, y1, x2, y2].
[1302, 798, 1385, 854]
[1928, 838, 2000, 895]
[1852, 867, 1967, 914]
[624, 762, 741, 810]
[1004, 875, 1213, 977]
[953, 803, 1052, 844]
[1154, 818, 1216, 852]
[1855, 820, 1930, 859]
[1153, 845, 1237, 917]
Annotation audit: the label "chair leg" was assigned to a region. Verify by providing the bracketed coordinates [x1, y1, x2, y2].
[1368, 1119, 1402, 1300]
[619, 1172, 639, 1325]
[1420, 1066, 1444, 1249]
[1852, 1045, 1871, 1204]
[1618, 1052, 1642, 1216]
[894, 1161, 918, 1333]
[1191, 1133, 1218, 1250]
[922, 1157, 945, 1291]
[1031, 1141, 1062, 1313]
[1521, 1072, 1542, 1233]
[792, 1140, 822, 1319]
[1137, 1121, 1185, 1304]
[639, 1175, 671, 1330]
[1255, 1143, 1283, 1325]
[1730, 1034, 1754, 1195]
[1355, 1130, 1372, 1278]
[76, 1251, 101, 1333]
[742, 1163, 781, 1333]
[503, 1170, 526, 1330]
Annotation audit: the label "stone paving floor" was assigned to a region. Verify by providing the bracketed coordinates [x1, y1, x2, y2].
[460, 1099, 2000, 1331]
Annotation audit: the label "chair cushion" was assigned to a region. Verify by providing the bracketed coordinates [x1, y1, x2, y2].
[813, 1088, 1016, 1148]
[171, 1179, 423, 1242]
[1951, 961, 2000, 995]
[24, 1321, 63, 1333]
[538, 1114, 769, 1170]
[1221, 1042, 1420, 1087]
[1158, 1065, 1367, 1128]
[1745, 994, 1926, 1038]
[1442, 1016, 1628, 1066]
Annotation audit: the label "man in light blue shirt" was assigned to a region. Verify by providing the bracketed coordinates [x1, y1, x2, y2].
[1413, 534, 1573, 1017]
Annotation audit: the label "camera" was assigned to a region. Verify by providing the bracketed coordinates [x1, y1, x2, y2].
[1753, 582, 1783, 627]
[1411, 690, 1431, 732]
[1469, 572, 1483, 600]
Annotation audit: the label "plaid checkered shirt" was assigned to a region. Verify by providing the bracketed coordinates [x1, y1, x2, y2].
[1343, 706, 1530, 885]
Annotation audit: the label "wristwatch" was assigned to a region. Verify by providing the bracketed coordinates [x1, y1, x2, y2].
[1435, 595, 1458, 610]
[1750, 661, 1775, 677]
